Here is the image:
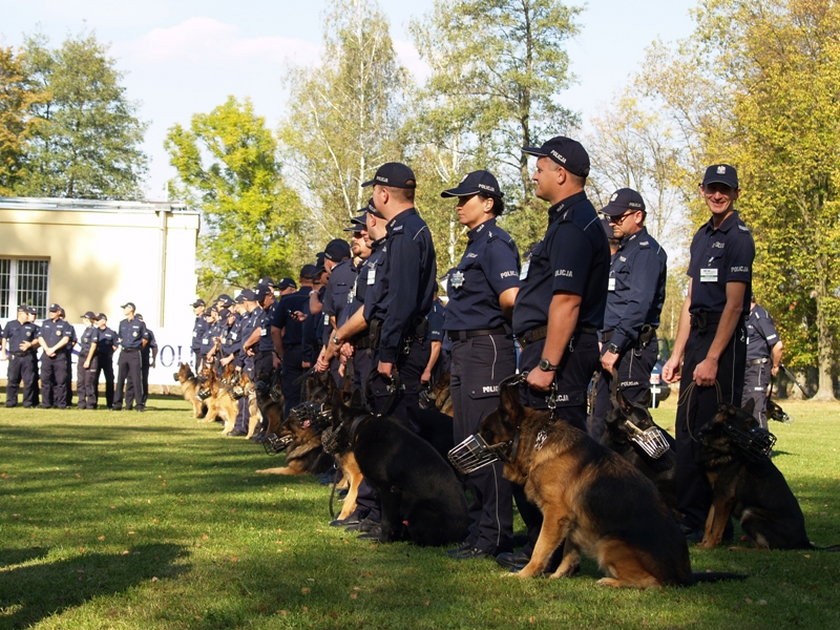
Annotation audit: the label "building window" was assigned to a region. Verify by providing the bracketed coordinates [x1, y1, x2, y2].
[0, 258, 49, 320]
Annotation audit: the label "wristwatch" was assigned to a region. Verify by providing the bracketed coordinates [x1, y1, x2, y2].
[538, 358, 559, 372]
[606, 342, 621, 355]
[332, 335, 343, 346]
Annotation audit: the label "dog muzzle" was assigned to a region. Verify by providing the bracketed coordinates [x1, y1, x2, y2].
[197, 387, 212, 400]
[263, 432, 294, 455]
[624, 420, 671, 459]
[724, 424, 776, 461]
[448, 434, 509, 475]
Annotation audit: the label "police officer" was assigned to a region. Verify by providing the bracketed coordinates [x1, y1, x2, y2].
[95, 313, 118, 409]
[77, 311, 101, 409]
[440, 170, 520, 560]
[38, 303, 75, 409]
[502, 136, 609, 570]
[336, 162, 436, 423]
[276, 278, 297, 297]
[198, 308, 219, 367]
[272, 266, 317, 415]
[135, 314, 158, 408]
[190, 299, 208, 370]
[3, 306, 40, 407]
[662, 163, 754, 542]
[252, 280, 280, 383]
[113, 302, 149, 411]
[421, 286, 447, 386]
[742, 296, 783, 428]
[589, 188, 667, 440]
[319, 238, 353, 383]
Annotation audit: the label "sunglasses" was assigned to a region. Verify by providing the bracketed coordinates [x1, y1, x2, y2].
[607, 211, 636, 224]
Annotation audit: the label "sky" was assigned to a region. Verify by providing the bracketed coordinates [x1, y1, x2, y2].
[0, 0, 698, 200]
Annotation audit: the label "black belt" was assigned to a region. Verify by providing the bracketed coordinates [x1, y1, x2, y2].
[690, 311, 722, 331]
[517, 324, 598, 347]
[447, 327, 507, 342]
[13, 351, 35, 358]
[748, 357, 768, 366]
[122, 347, 140, 352]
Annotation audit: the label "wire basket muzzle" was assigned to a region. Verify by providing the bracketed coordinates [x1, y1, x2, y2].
[629, 426, 671, 459]
[448, 433, 502, 475]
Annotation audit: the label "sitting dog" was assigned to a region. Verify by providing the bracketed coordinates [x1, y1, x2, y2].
[173, 363, 207, 419]
[602, 390, 677, 512]
[198, 364, 240, 434]
[332, 399, 469, 547]
[256, 372, 334, 476]
[697, 400, 837, 550]
[473, 375, 741, 587]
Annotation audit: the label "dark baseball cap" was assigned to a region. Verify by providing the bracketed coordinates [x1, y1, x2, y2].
[97, 312, 108, 321]
[191, 299, 206, 308]
[217, 294, 234, 307]
[236, 288, 258, 303]
[218, 308, 232, 319]
[26, 306, 38, 315]
[702, 163, 739, 189]
[49, 303, 62, 312]
[120, 301, 136, 310]
[361, 162, 416, 189]
[601, 188, 646, 216]
[441, 170, 504, 199]
[522, 136, 590, 178]
[323, 238, 351, 262]
[300, 264, 318, 281]
[81, 310, 97, 319]
[343, 213, 368, 232]
[255, 284, 273, 301]
[277, 277, 297, 290]
[257, 277, 275, 288]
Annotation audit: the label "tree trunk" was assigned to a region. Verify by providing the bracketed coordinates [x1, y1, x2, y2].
[811, 272, 836, 401]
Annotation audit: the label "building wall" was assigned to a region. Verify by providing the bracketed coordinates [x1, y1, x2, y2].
[0, 197, 200, 384]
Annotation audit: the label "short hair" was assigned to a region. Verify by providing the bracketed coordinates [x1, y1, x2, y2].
[479, 193, 505, 216]
[385, 185, 415, 203]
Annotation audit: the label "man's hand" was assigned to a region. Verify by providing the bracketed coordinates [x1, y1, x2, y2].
[662, 357, 681, 384]
[377, 361, 394, 379]
[692, 356, 718, 387]
[420, 367, 432, 385]
[600, 349, 619, 373]
[526, 367, 555, 392]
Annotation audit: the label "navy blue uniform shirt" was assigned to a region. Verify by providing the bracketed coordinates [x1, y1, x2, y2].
[444, 218, 519, 332]
[258, 301, 279, 352]
[322, 259, 355, 342]
[5, 320, 39, 356]
[745, 304, 780, 361]
[427, 298, 446, 342]
[513, 192, 610, 335]
[39, 318, 75, 352]
[687, 211, 754, 315]
[602, 227, 667, 352]
[192, 316, 209, 353]
[272, 288, 310, 346]
[364, 208, 437, 363]
[96, 327, 118, 358]
[79, 325, 101, 357]
[337, 259, 364, 329]
[118, 317, 148, 350]
[221, 313, 245, 356]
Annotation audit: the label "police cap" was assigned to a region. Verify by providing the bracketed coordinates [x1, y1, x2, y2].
[601, 188, 646, 216]
[441, 170, 504, 199]
[361, 162, 416, 189]
[522, 136, 590, 178]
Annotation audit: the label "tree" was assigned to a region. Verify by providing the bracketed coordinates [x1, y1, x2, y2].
[410, 0, 581, 249]
[649, 0, 840, 399]
[165, 96, 306, 290]
[15, 33, 148, 199]
[278, 0, 409, 242]
[0, 45, 46, 194]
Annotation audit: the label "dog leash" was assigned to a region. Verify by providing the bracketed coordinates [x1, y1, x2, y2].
[679, 380, 723, 443]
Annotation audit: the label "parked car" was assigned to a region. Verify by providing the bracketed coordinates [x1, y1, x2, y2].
[649, 338, 671, 408]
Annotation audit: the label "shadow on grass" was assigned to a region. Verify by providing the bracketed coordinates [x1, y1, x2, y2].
[0, 543, 188, 628]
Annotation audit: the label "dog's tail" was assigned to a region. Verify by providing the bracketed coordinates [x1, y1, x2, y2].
[811, 543, 840, 551]
[691, 570, 748, 584]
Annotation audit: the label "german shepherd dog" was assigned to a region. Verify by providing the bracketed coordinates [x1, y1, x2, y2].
[477, 376, 742, 587]
[602, 390, 677, 512]
[229, 370, 262, 438]
[173, 363, 207, 419]
[697, 400, 838, 550]
[331, 397, 469, 547]
[197, 364, 240, 434]
[256, 371, 334, 476]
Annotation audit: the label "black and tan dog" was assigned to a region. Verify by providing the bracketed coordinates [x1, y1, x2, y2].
[602, 390, 677, 512]
[477, 376, 741, 587]
[331, 398, 469, 547]
[256, 371, 334, 477]
[197, 364, 240, 434]
[697, 400, 838, 550]
[173, 363, 207, 419]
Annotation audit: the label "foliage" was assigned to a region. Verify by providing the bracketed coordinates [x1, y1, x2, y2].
[644, 0, 840, 397]
[0, 45, 46, 194]
[410, 0, 581, 250]
[0, 399, 839, 628]
[14, 33, 148, 200]
[278, 0, 409, 244]
[165, 96, 306, 290]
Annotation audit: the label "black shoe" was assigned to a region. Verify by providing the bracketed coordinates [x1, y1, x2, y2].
[453, 547, 493, 560]
[250, 432, 267, 443]
[357, 524, 383, 540]
[227, 429, 247, 437]
[4, 403, 16, 408]
[39, 405, 52, 409]
[679, 523, 704, 543]
[345, 517, 379, 533]
[446, 540, 474, 557]
[111, 406, 122, 411]
[330, 515, 362, 527]
[495, 550, 531, 571]
[135, 406, 145, 412]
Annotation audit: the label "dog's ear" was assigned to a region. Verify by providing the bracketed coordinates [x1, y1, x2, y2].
[636, 387, 652, 409]
[498, 375, 524, 419]
[742, 398, 755, 416]
[615, 387, 634, 415]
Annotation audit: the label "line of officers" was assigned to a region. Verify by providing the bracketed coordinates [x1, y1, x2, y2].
[2, 302, 158, 411]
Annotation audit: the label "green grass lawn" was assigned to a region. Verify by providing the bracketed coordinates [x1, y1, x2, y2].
[1, 395, 839, 629]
